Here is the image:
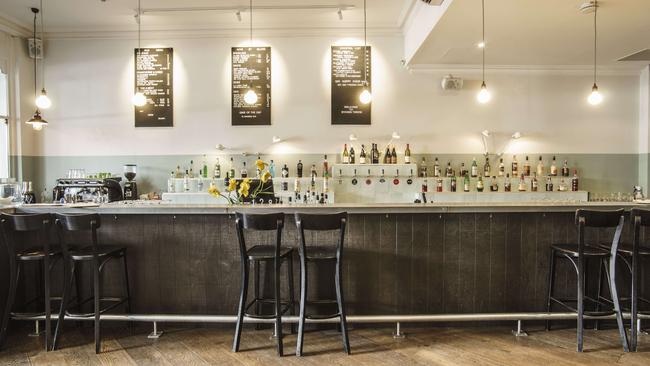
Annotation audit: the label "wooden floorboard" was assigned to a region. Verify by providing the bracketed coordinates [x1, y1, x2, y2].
[1, 324, 649, 365]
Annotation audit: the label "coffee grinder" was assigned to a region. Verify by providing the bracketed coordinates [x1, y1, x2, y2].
[123, 164, 138, 200]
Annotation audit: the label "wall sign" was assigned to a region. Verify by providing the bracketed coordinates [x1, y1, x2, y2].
[231, 47, 271, 126]
[331, 45, 371, 125]
[134, 47, 173, 127]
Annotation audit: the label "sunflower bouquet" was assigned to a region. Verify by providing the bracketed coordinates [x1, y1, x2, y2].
[208, 159, 274, 204]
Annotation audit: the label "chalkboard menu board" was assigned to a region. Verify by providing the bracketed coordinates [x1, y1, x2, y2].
[331, 45, 371, 125]
[134, 48, 173, 127]
[231, 47, 271, 126]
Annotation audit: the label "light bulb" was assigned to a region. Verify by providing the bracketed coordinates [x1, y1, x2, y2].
[587, 84, 603, 105]
[359, 89, 372, 104]
[132, 91, 147, 107]
[35, 89, 52, 109]
[477, 41, 485, 48]
[32, 122, 44, 131]
[244, 89, 258, 105]
[477, 82, 491, 104]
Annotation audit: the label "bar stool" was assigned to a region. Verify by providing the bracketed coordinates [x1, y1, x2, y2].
[545, 209, 628, 352]
[0, 213, 60, 351]
[232, 213, 295, 357]
[628, 208, 650, 351]
[294, 212, 350, 357]
[52, 213, 131, 354]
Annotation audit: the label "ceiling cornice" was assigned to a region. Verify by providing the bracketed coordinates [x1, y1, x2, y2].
[0, 12, 31, 37]
[408, 63, 645, 76]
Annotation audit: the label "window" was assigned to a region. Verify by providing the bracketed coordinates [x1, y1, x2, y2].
[0, 71, 8, 178]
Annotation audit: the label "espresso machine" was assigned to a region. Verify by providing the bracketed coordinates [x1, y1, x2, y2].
[53, 177, 123, 203]
[123, 164, 138, 200]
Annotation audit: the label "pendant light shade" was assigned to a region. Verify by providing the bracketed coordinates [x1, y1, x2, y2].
[359, 0, 371, 105]
[133, 0, 146, 107]
[587, 1, 602, 105]
[476, 0, 490, 104]
[26, 109, 48, 131]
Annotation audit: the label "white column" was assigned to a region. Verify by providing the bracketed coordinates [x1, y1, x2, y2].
[638, 65, 650, 190]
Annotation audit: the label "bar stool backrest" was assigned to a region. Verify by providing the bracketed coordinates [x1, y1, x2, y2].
[0, 213, 53, 257]
[575, 209, 624, 256]
[630, 208, 650, 250]
[234, 212, 285, 256]
[294, 212, 347, 257]
[54, 213, 102, 257]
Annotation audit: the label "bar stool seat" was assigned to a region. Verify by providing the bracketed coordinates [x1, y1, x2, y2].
[17, 247, 62, 261]
[599, 243, 650, 256]
[246, 245, 293, 260]
[551, 243, 609, 257]
[69, 245, 126, 261]
[303, 246, 337, 260]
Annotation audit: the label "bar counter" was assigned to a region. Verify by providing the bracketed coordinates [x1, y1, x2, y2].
[3, 201, 649, 323]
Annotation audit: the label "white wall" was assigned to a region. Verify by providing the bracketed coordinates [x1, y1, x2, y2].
[32, 34, 640, 157]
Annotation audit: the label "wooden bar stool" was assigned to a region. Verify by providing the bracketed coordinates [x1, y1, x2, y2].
[232, 213, 295, 357]
[545, 209, 628, 352]
[0, 213, 59, 352]
[52, 213, 131, 354]
[294, 212, 350, 357]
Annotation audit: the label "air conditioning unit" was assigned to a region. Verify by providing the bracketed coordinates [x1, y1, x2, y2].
[441, 75, 463, 90]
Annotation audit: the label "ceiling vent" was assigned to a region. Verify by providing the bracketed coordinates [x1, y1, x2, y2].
[420, 0, 445, 5]
[618, 49, 650, 62]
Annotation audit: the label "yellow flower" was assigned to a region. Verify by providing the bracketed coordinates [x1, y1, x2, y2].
[207, 184, 220, 197]
[242, 178, 252, 185]
[238, 182, 250, 198]
[227, 179, 238, 192]
[255, 160, 266, 172]
[261, 171, 272, 183]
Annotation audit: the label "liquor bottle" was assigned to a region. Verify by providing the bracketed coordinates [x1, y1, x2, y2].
[360, 145, 367, 164]
[483, 157, 490, 177]
[571, 170, 579, 191]
[436, 178, 443, 192]
[281, 164, 289, 191]
[175, 165, 182, 178]
[323, 155, 329, 178]
[422, 178, 428, 193]
[374, 144, 380, 164]
[434, 158, 441, 177]
[450, 176, 457, 192]
[518, 174, 526, 192]
[531, 173, 538, 192]
[21, 183, 35, 204]
[404, 144, 411, 164]
[350, 146, 356, 164]
[512, 155, 519, 176]
[550, 156, 558, 176]
[371, 144, 378, 164]
[383, 146, 391, 164]
[391, 146, 397, 164]
[240, 162, 248, 178]
[562, 160, 570, 177]
[269, 160, 276, 178]
[498, 158, 505, 177]
[183, 170, 190, 192]
[446, 162, 453, 177]
[490, 176, 499, 192]
[202, 155, 208, 178]
[342, 144, 350, 164]
[559, 178, 568, 191]
[463, 174, 470, 192]
[256, 155, 262, 178]
[168, 172, 175, 193]
[297, 160, 304, 178]
[310, 164, 317, 178]
[545, 177, 553, 192]
[460, 162, 468, 177]
[214, 159, 221, 179]
[229, 157, 235, 179]
[471, 157, 478, 177]
[523, 156, 531, 176]
[419, 157, 427, 177]
[189, 160, 195, 178]
[504, 173, 512, 192]
[294, 176, 301, 193]
[323, 174, 329, 193]
[536, 156, 544, 177]
[476, 176, 484, 192]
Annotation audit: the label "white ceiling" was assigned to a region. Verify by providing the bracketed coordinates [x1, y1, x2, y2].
[0, 0, 414, 34]
[410, 0, 650, 67]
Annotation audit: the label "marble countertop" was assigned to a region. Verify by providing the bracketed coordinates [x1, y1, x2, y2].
[12, 200, 646, 215]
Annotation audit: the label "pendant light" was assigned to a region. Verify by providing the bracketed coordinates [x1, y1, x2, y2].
[34, 0, 51, 109]
[243, 0, 258, 105]
[26, 7, 47, 131]
[587, 1, 603, 105]
[132, 0, 146, 107]
[359, 0, 372, 105]
[476, 0, 490, 104]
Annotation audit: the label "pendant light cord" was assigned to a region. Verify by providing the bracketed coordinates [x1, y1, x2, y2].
[593, 1, 597, 85]
[481, 0, 485, 83]
[33, 9, 37, 101]
[250, 0, 253, 43]
[40, 0, 45, 89]
[363, 0, 367, 84]
[137, 0, 141, 50]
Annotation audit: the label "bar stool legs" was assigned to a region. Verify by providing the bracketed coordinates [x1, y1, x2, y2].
[545, 250, 556, 331]
[335, 254, 350, 354]
[296, 255, 307, 356]
[273, 257, 283, 356]
[232, 258, 249, 353]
